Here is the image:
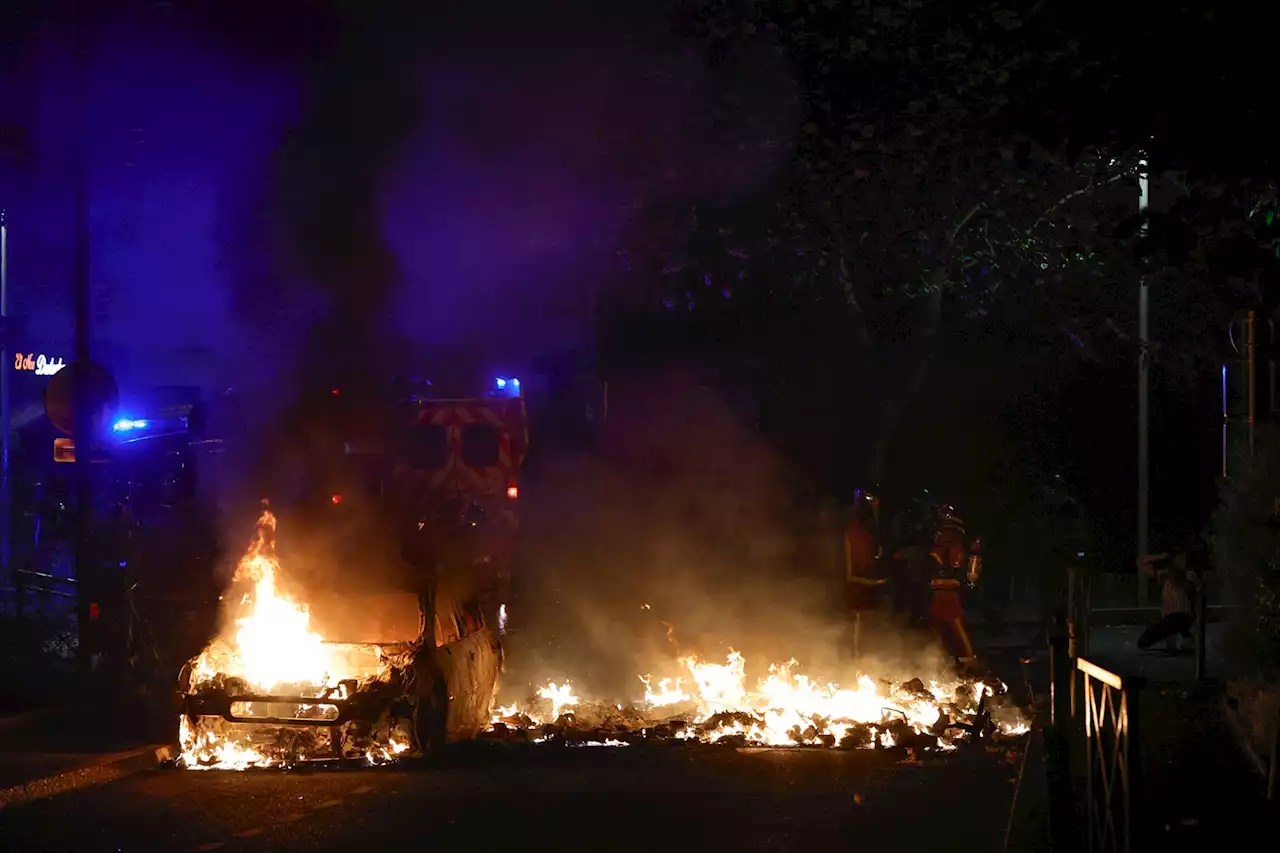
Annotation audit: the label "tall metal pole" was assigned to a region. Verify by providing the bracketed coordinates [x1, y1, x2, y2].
[1137, 154, 1150, 608]
[0, 209, 9, 574]
[72, 7, 95, 673]
[1247, 310, 1256, 457]
[1269, 321, 1276, 422]
[1222, 364, 1229, 480]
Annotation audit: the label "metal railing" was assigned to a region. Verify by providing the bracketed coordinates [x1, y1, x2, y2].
[11, 567, 78, 615]
[1049, 636, 1146, 852]
[1065, 564, 1218, 687]
[1077, 657, 1143, 853]
[1066, 566, 1092, 661]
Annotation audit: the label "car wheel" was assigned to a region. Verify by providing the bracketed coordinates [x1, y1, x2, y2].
[414, 677, 449, 760]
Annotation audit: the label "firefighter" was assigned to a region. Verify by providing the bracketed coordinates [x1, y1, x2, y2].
[844, 489, 887, 658]
[928, 505, 978, 669]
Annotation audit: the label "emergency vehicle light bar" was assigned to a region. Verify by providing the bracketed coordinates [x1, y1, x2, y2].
[112, 418, 149, 432]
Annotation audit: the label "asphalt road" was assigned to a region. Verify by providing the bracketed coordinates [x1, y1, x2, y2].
[0, 740, 1028, 853]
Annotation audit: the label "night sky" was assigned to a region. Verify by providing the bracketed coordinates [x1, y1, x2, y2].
[0, 0, 1273, 572]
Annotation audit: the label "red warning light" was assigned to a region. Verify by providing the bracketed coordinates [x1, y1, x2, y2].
[89, 602, 100, 621]
[331, 494, 343, 505]
[506, 485, 519, 500]
[331, 388, 340, 396]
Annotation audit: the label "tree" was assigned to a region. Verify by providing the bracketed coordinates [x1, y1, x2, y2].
[1212, 425, 1280, 670]
[610, 0, 1280, 491]
[611, 0, 1147, 486]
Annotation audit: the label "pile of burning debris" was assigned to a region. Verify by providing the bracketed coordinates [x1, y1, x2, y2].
[177, 511, 413, 770]
[177, 510, 1028, 770]
[486, 653, 1029, 753]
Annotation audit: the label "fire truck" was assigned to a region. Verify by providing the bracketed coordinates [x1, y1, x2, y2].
[298, 375, 529, 630]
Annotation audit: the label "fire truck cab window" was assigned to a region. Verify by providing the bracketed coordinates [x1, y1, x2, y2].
[408, 425, 448, 470]
[461, 424, 499, 467]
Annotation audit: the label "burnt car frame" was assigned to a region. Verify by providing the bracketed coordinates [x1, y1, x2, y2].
[176, 573, 502, 765]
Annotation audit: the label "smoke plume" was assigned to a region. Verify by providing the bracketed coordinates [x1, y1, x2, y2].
[501, 369, 949, 704]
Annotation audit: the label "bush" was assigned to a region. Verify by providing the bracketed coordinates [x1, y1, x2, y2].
[1211, 425, 1280, 672]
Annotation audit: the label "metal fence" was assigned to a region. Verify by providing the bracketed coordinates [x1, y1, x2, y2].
[1077, 657, 1143, 853]
[1066, 566, 1221, 682]
[1049, 637, 1146, 852]
[1066, 567, 1092, 659]
[10, 567, 78, 612]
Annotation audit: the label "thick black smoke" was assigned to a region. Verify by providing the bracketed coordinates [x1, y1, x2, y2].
[272, 8, 423, 388]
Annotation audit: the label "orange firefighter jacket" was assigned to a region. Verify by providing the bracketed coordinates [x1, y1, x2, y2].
[845, 518, 886, 586]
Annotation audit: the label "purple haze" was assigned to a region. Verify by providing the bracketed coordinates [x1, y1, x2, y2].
[1, 6, 798, 407]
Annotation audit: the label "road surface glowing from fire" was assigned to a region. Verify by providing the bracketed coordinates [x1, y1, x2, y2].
[490, 650, 1029, 750]
[177, 511, 411, 770]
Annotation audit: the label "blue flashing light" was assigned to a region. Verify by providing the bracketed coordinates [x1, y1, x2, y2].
[112, 418, 149, 432]
[496, 377, 507, 389]
[511, 377, 520, 390]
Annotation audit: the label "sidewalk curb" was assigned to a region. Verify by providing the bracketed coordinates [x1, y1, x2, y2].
[0, 743, 174, 810]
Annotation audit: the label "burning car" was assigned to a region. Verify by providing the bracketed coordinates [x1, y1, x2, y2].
[176, 509, 501, 769]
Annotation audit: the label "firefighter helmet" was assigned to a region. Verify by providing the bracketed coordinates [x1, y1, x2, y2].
[937, 504, 965, 530]
[853, 488, 881, 520]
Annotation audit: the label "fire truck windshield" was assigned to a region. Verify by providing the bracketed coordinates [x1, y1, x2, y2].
[461, 424, 499, 467]
[407, 425, 448, 470]
[403, 423, 501, 469]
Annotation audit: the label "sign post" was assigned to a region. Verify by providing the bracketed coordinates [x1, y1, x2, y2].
[1, 209, 8, 574]
[1137, 154, 1150, 609]
[74, 3, 95, 674]
[44, 360, 118, 671]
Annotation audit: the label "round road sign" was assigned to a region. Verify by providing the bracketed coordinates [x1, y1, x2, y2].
[43, 361, 119, 437]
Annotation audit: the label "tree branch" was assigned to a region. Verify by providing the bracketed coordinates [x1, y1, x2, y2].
[1028, 171, 1126, 234]
[950, 203, 985, 246]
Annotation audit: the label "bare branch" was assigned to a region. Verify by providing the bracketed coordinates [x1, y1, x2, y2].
[1028, 171, 1126, 234]
[949, 203, 985, 246]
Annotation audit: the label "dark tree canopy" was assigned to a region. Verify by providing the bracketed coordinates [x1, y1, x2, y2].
[603, 0, 1280, 489]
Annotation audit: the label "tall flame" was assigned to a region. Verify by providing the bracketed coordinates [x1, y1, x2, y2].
[225, 511, 331, 692]
[188, 510, 340, 694]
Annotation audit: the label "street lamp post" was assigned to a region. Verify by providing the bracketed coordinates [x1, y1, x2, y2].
[72, 3, 96, 674]
[1137, 154, 1150, 608]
